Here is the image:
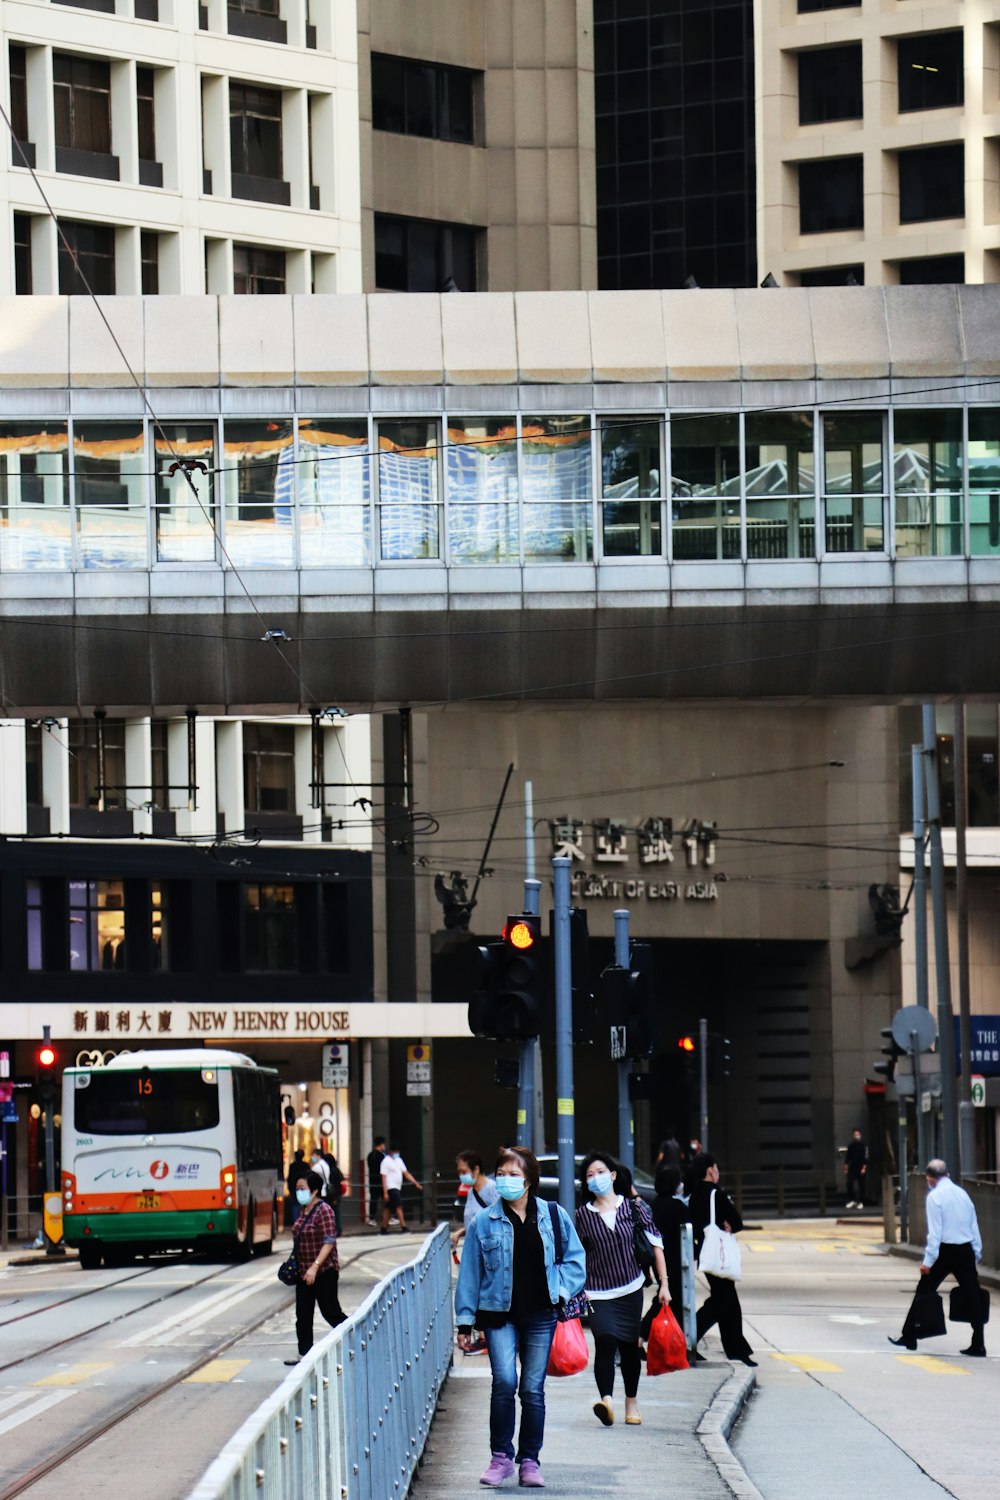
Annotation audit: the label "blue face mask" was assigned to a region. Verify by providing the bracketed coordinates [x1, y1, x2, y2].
[458, 1172, 475, 1186]
[296, 1187, 312, 1206]
[496, 1176, 526, 1201]
[588, 1172, 614, 1198]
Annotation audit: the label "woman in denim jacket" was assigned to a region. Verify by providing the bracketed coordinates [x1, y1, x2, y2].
[455, 1146, 586, 1489]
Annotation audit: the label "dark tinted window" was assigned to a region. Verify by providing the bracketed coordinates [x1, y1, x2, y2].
[233, 243, 286, 293]
[371, 53, 476, 143]
[53, 54, 111, 153]
[798, 0, 860, 10]
[137, 66, 156, 162]
[798, 264, 864, 286]
[798, 46, 862, 125]
[897, 254, 964, 285]
[73, 1067, 220, 1135]
[9, 45, 29, 144]
[799, 156, 864, 234]
[232, 1068, 280, 1170]
[58, 219, 115, 294]
[898, 32, 963, 113]
[229, 83, 282, 177]
[374, 213, 479, 291]
[13, 212, 32, 293]
[898, 143, 964, 223]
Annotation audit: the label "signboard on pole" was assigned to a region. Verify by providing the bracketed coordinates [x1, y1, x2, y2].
[321, 1043, 349, 1090]
[953, 1015, 1000, 1076]
[971, 1075, 986, 1108]
[406, 1042, 432, 1096]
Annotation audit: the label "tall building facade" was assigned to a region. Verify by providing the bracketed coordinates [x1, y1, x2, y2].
[0, 0, 362, 296]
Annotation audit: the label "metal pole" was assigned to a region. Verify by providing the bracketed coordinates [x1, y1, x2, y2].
[553, 857, 575, 1215]
[698, 1016, 709, 1153]
[524, 785, 545, 1151]
[613, 909, 634, 1173]
[953, 704, 977, 1179]
[911, 1030, 923, 1183]
[912, 743, 931, 1172]
[516, 877, 542, 1151]
[898, 1105, 909, 1243]
[921, 706, 959, 1171]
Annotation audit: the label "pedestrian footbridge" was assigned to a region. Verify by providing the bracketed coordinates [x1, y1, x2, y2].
[2, 286, 999, 711]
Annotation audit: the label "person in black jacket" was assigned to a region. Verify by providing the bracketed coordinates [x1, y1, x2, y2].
[687, 1154, 756, 1367]
[639, 1165, 689, 1348]
[844, 1129, 868, 1208]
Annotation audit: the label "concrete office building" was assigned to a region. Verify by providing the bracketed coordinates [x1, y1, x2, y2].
[0, 0, 362, 295]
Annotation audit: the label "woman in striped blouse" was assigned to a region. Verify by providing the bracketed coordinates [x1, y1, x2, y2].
[574, 1151, 669, 1427]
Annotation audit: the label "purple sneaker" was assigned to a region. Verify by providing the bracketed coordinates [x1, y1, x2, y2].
[519, 1460, 545, 1488]
[480, 1454, 515, 1488]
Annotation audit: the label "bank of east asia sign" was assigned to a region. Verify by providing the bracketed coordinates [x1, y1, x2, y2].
[551, 817, 721, 904]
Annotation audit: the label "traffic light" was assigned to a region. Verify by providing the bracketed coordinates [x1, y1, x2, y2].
[37, 1039, 58, 1103]
[707, 1033, 732, 1084]
[874, 1026, 904, 1084]
[601, 942, 654, 1059]
[468, 913, 544, 1041]
[677, 1033, 697, 1083]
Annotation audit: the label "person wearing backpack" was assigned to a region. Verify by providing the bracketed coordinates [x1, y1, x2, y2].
[451, 1148, 500, 1251]
[455, 1146, 586, 1490]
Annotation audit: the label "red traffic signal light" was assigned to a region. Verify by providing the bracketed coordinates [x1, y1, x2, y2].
[677, 1035, 696, 1053]
[504, 919, 536, 950]
[38, 1044, 56, 1069]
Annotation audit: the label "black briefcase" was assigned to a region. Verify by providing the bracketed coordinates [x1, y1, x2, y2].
[910, 1291, 946, 1339]
[948, 1286, 991, 1325]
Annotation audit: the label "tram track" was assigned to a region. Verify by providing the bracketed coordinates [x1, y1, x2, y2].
[0, 1257, 203, 1332]
[0, 1239, 406, 1500]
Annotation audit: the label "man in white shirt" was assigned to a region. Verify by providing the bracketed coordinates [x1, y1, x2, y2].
[380, 1143, 423, 1234]
[890, 1159, 986, 1356]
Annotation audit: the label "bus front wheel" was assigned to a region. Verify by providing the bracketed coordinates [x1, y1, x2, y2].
[78, 1243, 102, 1271]
[252, 1199, 277, 1258]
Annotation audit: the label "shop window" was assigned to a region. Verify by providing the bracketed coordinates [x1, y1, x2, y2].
[799, 156, 864, 234]
[137, 67, 162, 187]
[898, 32, 963, 114]
[243, 723, 296, 813]
[371, 54, 476, 144]
[897, 254, 964, 285]
[233, 244, 286, 294]
[69, 878, 126, 971]
[376, 419, 442, 560]
[26, 878, 64, 971]
[221, 419, 294, 566]
[898, 143, 964, 224]
[14, 213, 32, 293]
[228, 0, 286, 45]
[670, 414, 740, 561]
[893, 409, 963, 558]
[298, 419, 370, 566]
[798, 46, 862, 126]
[53, 54, 118, 179]
[229, 83, 289, 204]
[798, 265, 864, 287]
[151, 882, 168, 969]
[140, 231, 159, 294]
[244, 883, 297, 972]
[9, 45, 33, 166]
[446, 418, 519, 563]
[823, 412, 885, 553]
[969, 409, 1000, 556]
[966, 706, 1000, 828]
[744, 413, 815, 559]
[73, 422, 147, 568]
[374, 213, 480, 292]
[57, 219, 115, 295]
[155, 422, 217, 562]
[68, 717, 127, 810]
[0, 421, 70, 571]
[521, 416, 593, 563]
[600, 421, 662, 557]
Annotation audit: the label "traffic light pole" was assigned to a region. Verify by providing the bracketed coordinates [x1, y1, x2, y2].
[922, 707, 959, 1172]
[613, 910, 634, 1173]
[553, 857, 575, 1215]
[41, 1024, 59, 1256]
[516, 877, 542, 1151]
[912, 745, 931, 1171]
[698, 1017, 709, 1153]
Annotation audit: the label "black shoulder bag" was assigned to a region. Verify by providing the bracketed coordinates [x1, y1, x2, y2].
[277, 1203, 319, 1287]
[546, 1200, 589, 1321]
[629, 1197, 657, 1284]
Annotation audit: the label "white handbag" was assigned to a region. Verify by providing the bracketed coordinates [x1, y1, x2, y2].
[697, 1188, 743, 1282]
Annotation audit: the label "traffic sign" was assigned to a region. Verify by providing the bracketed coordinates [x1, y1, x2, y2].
[971, 1075, 986, 1108]
[322, 1042, 349, 1090]
[406, 1042, 432, 1083]
[892, 1005, 938, 1054]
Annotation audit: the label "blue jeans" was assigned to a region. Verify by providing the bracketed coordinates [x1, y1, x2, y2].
[483, 1314, 557, 1463]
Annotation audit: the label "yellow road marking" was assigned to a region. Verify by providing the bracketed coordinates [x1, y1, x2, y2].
[771, 1353, 844, 1373]
[33, 1363, 113, 1387]
[895, 1355, 967, 1377]
[183, 1359, 251, 1384]
[748, 1243, 775, 1252]
[814, 1245, 837, 1253]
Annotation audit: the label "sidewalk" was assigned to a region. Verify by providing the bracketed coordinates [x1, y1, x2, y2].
[415, 1344, 759, 1499]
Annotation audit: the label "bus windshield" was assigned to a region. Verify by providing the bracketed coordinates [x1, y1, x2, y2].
[73, 1069, 221, 1135]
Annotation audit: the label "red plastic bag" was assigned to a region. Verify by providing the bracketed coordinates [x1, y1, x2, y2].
[546, 1317, 589, 1377]
[645, 1304, 689, 1375]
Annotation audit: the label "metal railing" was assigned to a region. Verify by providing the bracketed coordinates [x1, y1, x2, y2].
[906, 1174, 1000, 1270]
[187, 1223, 453, 1500]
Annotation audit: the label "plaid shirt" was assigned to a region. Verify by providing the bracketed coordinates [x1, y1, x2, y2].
[292, 1199, 338, 1278]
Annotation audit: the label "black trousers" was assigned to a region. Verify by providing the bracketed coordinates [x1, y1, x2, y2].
[901, 1243, 985, 1349]
[295, 1271, 346, 1355]
[696, 1273, 753, 1360]
[846, 1172, 865, 1204]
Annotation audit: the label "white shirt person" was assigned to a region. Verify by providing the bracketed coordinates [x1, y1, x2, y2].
[379, 1145, 423, 1233]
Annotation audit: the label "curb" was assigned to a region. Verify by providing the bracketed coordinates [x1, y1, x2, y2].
[697, 1367, 763, 1500]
